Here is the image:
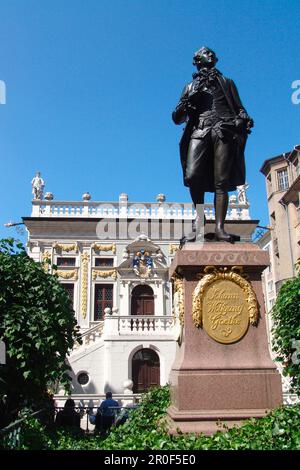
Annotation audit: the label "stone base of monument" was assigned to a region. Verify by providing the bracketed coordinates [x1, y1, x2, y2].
[167, 242, 283, 435]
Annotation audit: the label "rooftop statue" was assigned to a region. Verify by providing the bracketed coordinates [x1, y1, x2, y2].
[31, 172, 45, 200]
[237, 183, 250, 205]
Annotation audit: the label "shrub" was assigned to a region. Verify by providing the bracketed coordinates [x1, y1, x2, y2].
[8, 386, 300, 450]
[272, 272, 300, 395]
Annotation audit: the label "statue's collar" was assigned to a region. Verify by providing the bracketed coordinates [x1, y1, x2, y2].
[192, 67, 222, 80]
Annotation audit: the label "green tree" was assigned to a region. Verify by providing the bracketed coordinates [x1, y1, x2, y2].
[272, 264, 300, 395]
[0, 238, 80, 413]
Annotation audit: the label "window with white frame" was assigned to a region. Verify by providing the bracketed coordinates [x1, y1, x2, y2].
[267, 280, 273, 293]
[277, 168, 289, 191]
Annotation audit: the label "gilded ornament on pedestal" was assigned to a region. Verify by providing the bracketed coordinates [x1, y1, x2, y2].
[171, 273, 184, 345]
[172, 273, 184, 326]
[192, 266, 258, 344]
[169, 244, 179, 255]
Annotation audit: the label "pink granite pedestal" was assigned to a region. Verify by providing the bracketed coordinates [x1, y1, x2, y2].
[167, 242, 283, 435]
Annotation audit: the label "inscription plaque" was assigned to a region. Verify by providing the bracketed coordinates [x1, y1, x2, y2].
[202, 279, 249, 343]
[192, 266, 258, 344]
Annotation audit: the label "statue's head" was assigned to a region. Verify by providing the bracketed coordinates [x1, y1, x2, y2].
[36, 171, 41, 177]
[193, 47, 218, 70]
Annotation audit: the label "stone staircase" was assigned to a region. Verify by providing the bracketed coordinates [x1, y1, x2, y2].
[70, 321, 104, 356]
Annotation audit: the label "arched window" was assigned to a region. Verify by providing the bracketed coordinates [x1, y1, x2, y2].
[132, 348, 160, 393]
[131, 285, 154, 316]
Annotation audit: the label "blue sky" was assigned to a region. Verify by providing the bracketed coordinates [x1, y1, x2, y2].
[0, 0, 299, 241]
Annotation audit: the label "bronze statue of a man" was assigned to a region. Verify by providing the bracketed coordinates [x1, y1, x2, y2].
[172, 46, 253, 242]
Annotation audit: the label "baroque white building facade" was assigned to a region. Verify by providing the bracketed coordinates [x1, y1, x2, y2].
[23, 189, 256, 400]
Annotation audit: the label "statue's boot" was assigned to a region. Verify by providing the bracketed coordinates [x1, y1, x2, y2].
[180, 207, 206, 245]
[214, 193, 233, 242]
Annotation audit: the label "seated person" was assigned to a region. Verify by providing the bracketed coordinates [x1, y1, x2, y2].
[95, 391, 119, 435]
[55, 398, 81, 428]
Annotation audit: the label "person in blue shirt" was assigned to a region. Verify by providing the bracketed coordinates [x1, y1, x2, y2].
[95, 391, 119, 436]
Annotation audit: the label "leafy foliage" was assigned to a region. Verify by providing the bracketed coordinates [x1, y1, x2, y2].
[271, 269, 300, 394]
[5, 386, 300, 450]
[0, 238, 81, 412]
[101, 385, 171, 450]
[98, 386, 300, 450]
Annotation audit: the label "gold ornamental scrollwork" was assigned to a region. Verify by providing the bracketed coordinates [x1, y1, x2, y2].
[169, 244, 179, 255]
[92, 243, 116, 254]
[55, 269, 78, 281]
[42, 251, 51, 273]
[192, 266, 258, 344]
[172, 273, 184, 326]
[80, 253, 90, 319]
[52, 242, 78, 253]
[92, 269, 117, 281]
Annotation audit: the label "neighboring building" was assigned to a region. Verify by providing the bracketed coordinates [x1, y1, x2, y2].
[23, 188, 255, 398]
[260, 144, 300, 292]
[258, 228, 299, 405]
[259, 145, 300, 405]
[257, 230, 276, 348]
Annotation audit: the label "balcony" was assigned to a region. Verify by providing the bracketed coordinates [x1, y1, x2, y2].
[118, 316, 174, 335]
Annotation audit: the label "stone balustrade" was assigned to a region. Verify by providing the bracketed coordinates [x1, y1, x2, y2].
[53, 393, 141, 406]
[72, 321, 104, 351]
[31, 200, 250, 220]
[118, 316, 174, 335]
[72, 315, 174, 354]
